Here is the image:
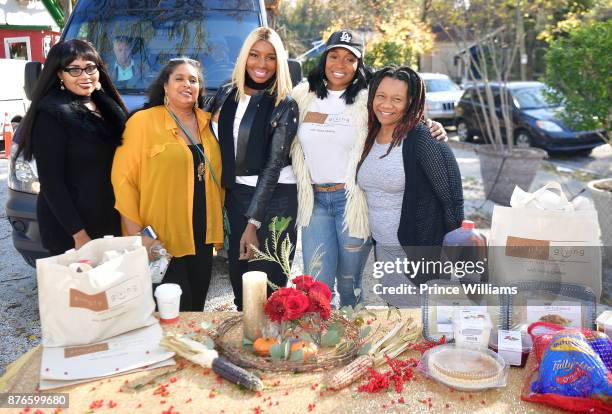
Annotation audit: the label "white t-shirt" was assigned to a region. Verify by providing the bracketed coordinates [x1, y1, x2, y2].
[297, 89, 356, 184]
[211, 94, 296, 187]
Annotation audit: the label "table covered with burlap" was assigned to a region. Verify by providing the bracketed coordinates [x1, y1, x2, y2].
[0, 310, 564, 413]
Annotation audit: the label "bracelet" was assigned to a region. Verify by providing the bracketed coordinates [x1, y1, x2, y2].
[247, 218, 262, 230]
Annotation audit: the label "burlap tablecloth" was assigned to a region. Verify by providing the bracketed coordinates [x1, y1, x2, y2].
[0, 310, 565, 414]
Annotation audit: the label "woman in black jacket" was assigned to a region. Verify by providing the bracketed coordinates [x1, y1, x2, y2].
[17, 39, 127, 255]
[357, 66, 464, 306]
[207, 27, 299, 310]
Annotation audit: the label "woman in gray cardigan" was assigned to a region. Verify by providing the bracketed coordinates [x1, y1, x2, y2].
[357, 66, 464, 307]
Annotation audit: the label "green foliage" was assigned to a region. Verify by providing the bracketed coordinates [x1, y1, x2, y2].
[544, 19, 611, 137]
[364, 40, 415, 69]
[276, 0, 333, 56]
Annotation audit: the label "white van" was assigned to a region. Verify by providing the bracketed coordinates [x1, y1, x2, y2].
[0, 58, 29, 148]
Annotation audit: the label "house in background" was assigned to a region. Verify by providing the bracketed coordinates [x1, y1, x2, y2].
[419, 25, 465, 83]
[0, 0, 60, 62]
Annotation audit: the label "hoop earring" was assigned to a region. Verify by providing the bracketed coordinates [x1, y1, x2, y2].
[60, 79, 65, 90]
[164, 94, 169, 107]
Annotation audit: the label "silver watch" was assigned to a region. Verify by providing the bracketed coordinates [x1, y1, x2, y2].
[247, 218, 261, 230]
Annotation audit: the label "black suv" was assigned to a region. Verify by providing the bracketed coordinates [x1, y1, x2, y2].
[454, 81, 606, 153]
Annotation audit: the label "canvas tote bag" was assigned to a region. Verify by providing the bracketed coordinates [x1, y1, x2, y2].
[37, 236, 157, 347]
[489, 182, 602, 298]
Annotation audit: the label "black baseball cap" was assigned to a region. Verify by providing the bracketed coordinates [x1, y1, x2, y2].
[325, 30, 363, 59]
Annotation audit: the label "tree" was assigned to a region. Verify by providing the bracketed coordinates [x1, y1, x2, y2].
[275, 0, 333, 57]
[433, 0, 523, 151]
[543, 19, 611, 145]
[277, 0, 433, 68]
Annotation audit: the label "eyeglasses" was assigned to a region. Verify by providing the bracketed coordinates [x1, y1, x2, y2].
[63, 64, 98, 77]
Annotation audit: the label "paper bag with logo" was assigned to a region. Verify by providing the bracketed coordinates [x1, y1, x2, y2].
[36, 236, 157, 347]
[489, 182, 602, 297]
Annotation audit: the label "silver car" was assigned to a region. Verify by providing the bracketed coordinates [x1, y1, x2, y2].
[421, 73, 463, 126]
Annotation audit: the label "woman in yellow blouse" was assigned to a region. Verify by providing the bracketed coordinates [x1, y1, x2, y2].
[112, 58, 223, 311]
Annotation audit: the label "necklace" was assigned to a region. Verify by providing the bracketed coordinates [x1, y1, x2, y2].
[193, 117, 206, 182]
[166, 107, 207, 182]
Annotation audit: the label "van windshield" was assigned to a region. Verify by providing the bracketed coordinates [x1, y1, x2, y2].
[64, 4, 261, 94]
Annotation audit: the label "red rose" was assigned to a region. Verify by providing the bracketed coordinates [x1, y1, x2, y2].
[292, 275, 315, 293]
[265, 290, 288, 322]
[283, 291, 310, 320]
[308, 290, 331, 320]
[309, 281, 332, 302]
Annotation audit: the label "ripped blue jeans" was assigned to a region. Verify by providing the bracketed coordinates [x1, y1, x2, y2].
[301, 186, 372, 308]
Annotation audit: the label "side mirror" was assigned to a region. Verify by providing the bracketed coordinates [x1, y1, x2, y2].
[24, 61, 43, 100]
[288, 59, 302, 87]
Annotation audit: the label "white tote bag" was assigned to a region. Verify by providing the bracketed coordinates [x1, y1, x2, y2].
[489, 182, 602, 297]
[37, 236, 157, 347]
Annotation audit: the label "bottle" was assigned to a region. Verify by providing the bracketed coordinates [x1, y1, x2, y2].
[441, 220, 487, 283]
[142, 226, 172, 284]
[150, 245, 171, 284]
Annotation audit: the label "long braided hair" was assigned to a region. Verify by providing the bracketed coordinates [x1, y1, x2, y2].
[358, 66, 426, 170]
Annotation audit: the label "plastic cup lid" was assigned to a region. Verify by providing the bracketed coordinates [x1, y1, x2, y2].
[155, 283, 182, 298]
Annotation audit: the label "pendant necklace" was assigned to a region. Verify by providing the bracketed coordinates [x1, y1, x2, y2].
[194, 117, 206, 182]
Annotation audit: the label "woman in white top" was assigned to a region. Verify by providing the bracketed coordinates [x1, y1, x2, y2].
[291, 30, 447, 307]
[207, 27, 299, 311]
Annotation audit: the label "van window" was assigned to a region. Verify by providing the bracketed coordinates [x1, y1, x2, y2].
[64, 1, 261, 93]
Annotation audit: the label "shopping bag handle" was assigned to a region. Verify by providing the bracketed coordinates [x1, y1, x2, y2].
[512, 181, 571, 210]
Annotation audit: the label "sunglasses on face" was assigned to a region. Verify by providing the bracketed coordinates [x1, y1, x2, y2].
[63, 64, 98, 77]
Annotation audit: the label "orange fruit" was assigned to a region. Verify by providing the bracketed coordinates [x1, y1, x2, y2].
[290, 341, 318, 361]
[253, 337, 278, 356]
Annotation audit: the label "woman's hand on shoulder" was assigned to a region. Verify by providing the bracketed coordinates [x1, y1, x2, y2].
[239, 223, 259, 260]
[426, 119, 448, 142]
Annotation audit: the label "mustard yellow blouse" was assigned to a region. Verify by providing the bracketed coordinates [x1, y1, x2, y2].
[112, 106, 224, 257]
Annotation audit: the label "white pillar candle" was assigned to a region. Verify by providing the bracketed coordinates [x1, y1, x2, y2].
[242, 271, 268, 341]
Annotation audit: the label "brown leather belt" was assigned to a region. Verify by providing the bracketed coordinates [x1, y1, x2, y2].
[313, 183, 345, 192]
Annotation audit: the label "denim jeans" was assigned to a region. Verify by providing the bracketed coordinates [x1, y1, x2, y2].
[301, 186, 371, 307]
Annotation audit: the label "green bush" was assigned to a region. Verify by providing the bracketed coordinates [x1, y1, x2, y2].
[544, 20, 611, 136]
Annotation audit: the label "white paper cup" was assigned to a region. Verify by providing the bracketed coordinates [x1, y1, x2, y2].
[154, 283, 182, 323]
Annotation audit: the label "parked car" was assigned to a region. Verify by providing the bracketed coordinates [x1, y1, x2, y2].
[454, 81, 606, 153]
[0, 58, 29, 151]
[6, 0, 301, 267]
[421, 73, 463, 127]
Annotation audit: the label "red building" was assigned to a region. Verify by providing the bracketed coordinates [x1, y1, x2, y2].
[0, 1, 60, 62]
[0, 26, 60, 62]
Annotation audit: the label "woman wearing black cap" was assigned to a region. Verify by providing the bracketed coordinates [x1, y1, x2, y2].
[291, 30, 447, 307]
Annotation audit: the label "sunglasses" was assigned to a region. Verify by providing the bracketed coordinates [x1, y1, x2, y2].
[63, 64, 98, 77]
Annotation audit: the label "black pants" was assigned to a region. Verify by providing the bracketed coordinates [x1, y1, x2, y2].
[161, 243, 213, 311]
[226, 183, 298, 311]
[156, 144, 213, 312]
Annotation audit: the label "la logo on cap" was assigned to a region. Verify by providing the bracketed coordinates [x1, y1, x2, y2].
[340, 31, 352, 42]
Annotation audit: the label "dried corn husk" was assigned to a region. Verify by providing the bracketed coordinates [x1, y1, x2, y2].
[325, 317, 419, 389]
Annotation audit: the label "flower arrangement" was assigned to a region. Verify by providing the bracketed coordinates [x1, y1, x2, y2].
[264, 275, 332, 323]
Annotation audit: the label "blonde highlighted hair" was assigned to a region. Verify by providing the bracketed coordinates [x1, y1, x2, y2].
[231, 27, 292, 106]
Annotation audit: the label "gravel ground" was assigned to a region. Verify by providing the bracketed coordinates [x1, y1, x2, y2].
[1, 149, 608, 376]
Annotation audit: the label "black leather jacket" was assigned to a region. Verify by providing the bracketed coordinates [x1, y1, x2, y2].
[206, 85, 299, 222]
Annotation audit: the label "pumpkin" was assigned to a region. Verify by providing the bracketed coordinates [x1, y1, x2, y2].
[253, 337, 278, 356]
[290, 341, 318, 361]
